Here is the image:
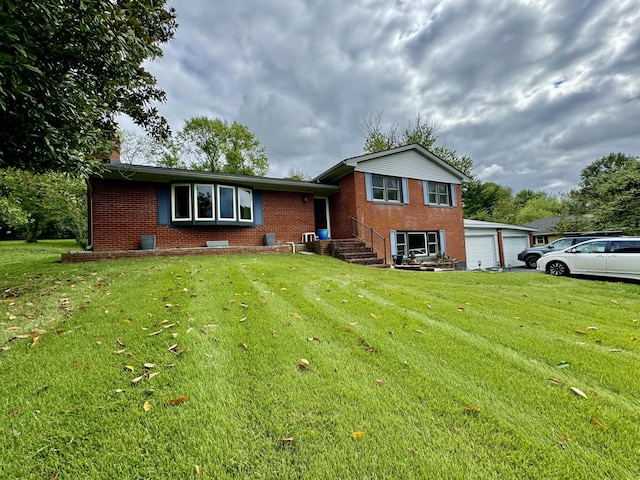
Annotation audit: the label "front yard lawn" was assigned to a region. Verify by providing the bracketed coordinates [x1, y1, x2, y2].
[1, 241, 639, 479]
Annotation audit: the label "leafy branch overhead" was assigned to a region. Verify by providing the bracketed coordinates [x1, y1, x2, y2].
[0, 1, 178, 176]
[126, 116, 270, 176]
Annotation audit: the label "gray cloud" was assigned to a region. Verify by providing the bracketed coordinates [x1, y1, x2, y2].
[126, 0, 640, 193]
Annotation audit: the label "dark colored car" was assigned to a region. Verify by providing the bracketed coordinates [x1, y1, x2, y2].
[517, 237, 605, 269]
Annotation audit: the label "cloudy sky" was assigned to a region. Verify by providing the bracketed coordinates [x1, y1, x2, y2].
[124, 0, 640, 193]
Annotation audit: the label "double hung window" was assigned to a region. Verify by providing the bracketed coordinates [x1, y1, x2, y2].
[428, 182, 450, 206]
[372, 175, 401, 203]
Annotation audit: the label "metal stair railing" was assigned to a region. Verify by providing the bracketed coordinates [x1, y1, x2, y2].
[349, 217, 387, 265]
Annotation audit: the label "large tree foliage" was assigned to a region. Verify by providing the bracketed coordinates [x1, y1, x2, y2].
[571, 153, 640, 233]
[0, 168, 87, 244]
[0, 0, 178, 176]
[152, 117, 270, 175]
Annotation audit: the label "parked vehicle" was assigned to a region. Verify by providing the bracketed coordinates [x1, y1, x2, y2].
[517, 236, 606, 269]
[536, 237, 640, 280]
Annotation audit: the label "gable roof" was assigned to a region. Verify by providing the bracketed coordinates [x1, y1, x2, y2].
[95, 162, 340, 195]
[313, 144, 471, 184]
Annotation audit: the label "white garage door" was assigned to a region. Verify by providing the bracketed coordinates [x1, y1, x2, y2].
[502, 235, 529, 267]
[465, 235, 498, 270]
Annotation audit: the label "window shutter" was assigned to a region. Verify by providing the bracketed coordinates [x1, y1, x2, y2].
[439, 230, 446, 254]
[365, 173, 373, 201]
[450, 183, 457, 207]
[253, 190, 263, 226]
[390, 230, 397, 255]
[402, 178, 409, 204]
[423, 181, 430, 205]
[157, 185, 170, 225]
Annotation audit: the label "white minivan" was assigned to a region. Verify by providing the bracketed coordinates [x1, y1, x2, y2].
[537, 237, 640, 280]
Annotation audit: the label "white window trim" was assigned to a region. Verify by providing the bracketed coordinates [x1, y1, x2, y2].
[217, 185, 237, 221]
[238, 188, 253, 222]
[194, 184, 215, 221]
[171, 183, 192, 221]
[428, 182, 451, 206]
[372, 174, 402, 203]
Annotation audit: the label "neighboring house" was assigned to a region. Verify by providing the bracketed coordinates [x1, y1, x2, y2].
[83, 144, 469, 266]
[524, 216, 622, 246]
[464, 219, 536, 269]
[313, 144, 470, 267]
[524, 216, 568, 245]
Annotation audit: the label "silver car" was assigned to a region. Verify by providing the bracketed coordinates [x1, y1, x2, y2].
[537, 237, 640, 280]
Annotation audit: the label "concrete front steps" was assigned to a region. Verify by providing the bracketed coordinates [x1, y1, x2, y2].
[327, 238, 385, 266]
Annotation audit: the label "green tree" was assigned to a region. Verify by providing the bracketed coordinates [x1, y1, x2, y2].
[463, 182, 511, 220]
[573, 153, 640, 233]
[515, 196, 562, 224]
[0, 168, 87, 244]
[0, 1, 178, 176]
[173, 117, 269, 176]
[361, 110, 439, 155]
[284, 168, 311, 181]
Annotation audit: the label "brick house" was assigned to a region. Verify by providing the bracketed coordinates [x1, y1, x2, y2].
[313, 144, 469, 266]
[85, 144, 469, 266]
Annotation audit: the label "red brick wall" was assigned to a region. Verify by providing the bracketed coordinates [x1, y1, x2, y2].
[90, 179, 315, 251]
[330, 172, 467, 262]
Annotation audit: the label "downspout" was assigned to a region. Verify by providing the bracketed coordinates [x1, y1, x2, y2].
[286, 241, 296, 254]
[85, 179, 94, 251]
[496, 229, 504, 268]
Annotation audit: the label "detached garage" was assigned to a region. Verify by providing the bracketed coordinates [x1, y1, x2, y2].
[464, 219, 536, 270]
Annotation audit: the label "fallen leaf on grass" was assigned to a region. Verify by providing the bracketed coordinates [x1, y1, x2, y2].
[416, 329, 424, 334]
[1, 346, 10, 352]
[115, 389, 125, 393]
[570, 387, 588, 399]
[31, 336, 41, 346]
[163, 322, 177, 329]
[186, 327, 194, 334]
[298, 358, 310, 370]
[148, 330, 162, 336]
[144, 363, 156, 369]
[148, 372, 160, 380]
[124, 365, 135, 372]
[4, 326, 20, 332]
[306, 337, 320, 342]
[375, 379, 385, 385]
[611, 300, 619, 304]
[239, 343, 248, 350]
[548, 378, 563, 386]
[30, 329, 46, 335]
[166, 395, 189, 405]
[350, 431, 366, 439]
[590, 417, 607, 430]
[114, 349, 126, 355]
[168, 343, 179, 351]
[143, 401, 151, 412]
[116, 338, 125, 347]
[575, 329, 586, 335]
[8, 334, 30, 341]
[131, 375, 145, 384]
[587, 326, 598, 330]
[370, 313, 378, 319]
[456, 307, 465, 311]
[280, 436, 295, 444]
[195, 465, 200, 475]
[464, 406, 480, 414]
[291, 312, 301, 318]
